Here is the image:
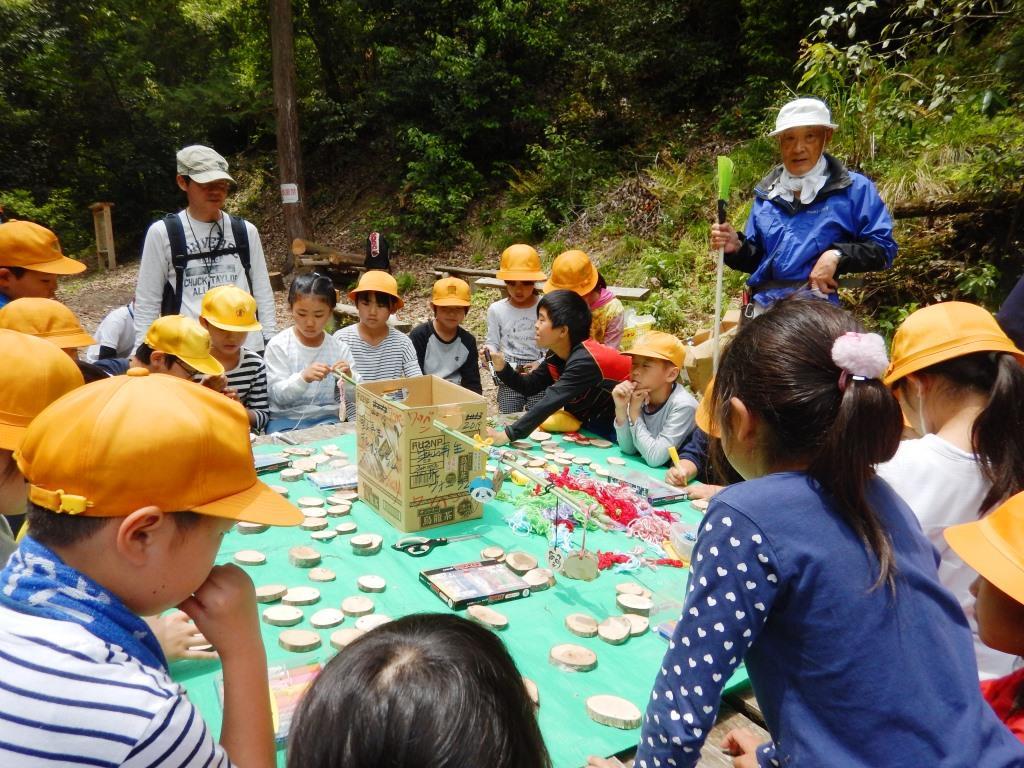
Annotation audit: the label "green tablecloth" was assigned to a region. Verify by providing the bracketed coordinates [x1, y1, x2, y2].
[174, 432, 749, 768]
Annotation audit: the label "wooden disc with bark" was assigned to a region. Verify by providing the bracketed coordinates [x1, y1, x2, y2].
[505, 551, 538, 574]
[597, 616, 631, 645]
[549, 643, 598, 671]
[467, 604, 509, 629]
[586, 695, 642, 730]
[289, 546, 321, 567]
[262, 605, 303, 627]
[565, 613, 599, 638]
[278, 629, 322, 653]
[330, 628, 365, 649]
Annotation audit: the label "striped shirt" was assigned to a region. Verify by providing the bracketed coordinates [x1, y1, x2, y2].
[0, 604, 231, 768]
[332, 325, 421, 419]
[225, 348, 269, 433]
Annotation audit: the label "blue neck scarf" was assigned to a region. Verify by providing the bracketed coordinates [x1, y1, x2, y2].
[0, 537, 167, 670]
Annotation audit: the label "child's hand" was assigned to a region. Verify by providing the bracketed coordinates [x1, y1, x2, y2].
[629, 387, 649, 423]
[201, 374, 228, 392]
[145, 610, 218, 661]
[612, 380, 634, 410]
[302, 362, 332, 382]
[486, 426, 510, 446]
[686, 482, 723, 501]
[721, 727, 765, 768]
[177, 564, 261, 662]
[332, 361, 351, 378]
[484, 346, 507, 372]
[665, 459, 697, 487]
[222, 387, 241, 403]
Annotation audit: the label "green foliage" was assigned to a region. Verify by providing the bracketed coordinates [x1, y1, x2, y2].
[0, 187, 89, 253]
[399, 128, 483, 241]
[394, 271, 417, 296]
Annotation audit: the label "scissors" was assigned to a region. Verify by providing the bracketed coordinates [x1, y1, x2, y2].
[392, 533, 482, 557]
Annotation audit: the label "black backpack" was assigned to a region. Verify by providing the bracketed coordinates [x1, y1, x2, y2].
[159, 213, 252, 316]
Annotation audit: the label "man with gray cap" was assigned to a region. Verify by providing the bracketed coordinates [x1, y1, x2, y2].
[134, 145, 277, 351]
[711, 97, 897, 316]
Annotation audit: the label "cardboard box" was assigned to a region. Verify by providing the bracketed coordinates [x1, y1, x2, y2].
[684, 324, 737, 395]
[690, 309, 740, 346]
[355, 375, 487, 532]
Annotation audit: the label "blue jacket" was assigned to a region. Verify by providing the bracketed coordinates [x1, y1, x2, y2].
[726, 154, 897, 307]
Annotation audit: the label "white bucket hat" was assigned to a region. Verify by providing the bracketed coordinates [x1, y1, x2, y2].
[176, 145, 235, 184]
[769, 98, 838, 137]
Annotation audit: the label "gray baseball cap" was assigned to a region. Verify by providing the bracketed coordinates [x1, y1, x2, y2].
[176, 145, 235, 184]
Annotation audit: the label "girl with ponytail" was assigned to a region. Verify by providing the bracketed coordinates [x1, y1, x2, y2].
[589, 299, 1023, 768]
[879, 301, 1024, 680]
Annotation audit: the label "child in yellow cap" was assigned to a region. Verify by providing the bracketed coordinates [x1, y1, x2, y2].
[130, 314, 225, 380]
[332, 270, 420, 418]
[0, 329, 84, 561]
[545, 249, 625, 349]
[612, 331, 697, 467]
[0, 370, 301, 767]
[877, 301, 1024, 680]
[0, 296, 96, 359]
[486, 244, 547, 413]
[0, 220, 86, 308]
[409, 277, 481, 394]
[946, 491, 1024, 744]
[199, 285, 270, 432]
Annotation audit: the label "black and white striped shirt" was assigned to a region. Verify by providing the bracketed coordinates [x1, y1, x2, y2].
[332, 325, 421, 419]
[225, 348, 269, 433]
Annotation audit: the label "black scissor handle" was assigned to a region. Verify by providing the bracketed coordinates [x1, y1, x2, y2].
[393, 536, 439, 557]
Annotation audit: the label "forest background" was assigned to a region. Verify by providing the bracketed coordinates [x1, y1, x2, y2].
[1, 0, 1022, 337]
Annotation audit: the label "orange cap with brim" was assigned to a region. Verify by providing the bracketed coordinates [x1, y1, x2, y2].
[945, 490, 1024, 606]
[496, 244, 547, 282]
[695, 379, 717, 437]
[0, 297, 96, 349]
[16, 368, 302, 525]
[0, 220, 86, 275]
[623, 331, 685, 369]
[348, 269, 404, 311]
[884, 301, 1024, 386]
[144, 315, 225, 376]
[0, 329, 84, 450]
[431, 277, 471, 307]
[544, 250, 598, 296]
[201, 285, 262, 332]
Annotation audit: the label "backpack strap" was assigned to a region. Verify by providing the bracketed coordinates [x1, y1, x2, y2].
[228, 215, 252, 290]
[161, 213, 189, 315]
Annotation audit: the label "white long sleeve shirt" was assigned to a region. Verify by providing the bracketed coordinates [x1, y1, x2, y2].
[264, 328, 354, 422]
[615, 383, 698, 467]
[133, 210, 277, 350]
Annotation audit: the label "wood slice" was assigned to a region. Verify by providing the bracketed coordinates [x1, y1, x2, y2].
[616, 593, 653, 616]
[283, 586, 321, 606]
[330, 628, 365, 650]
[288, 546, 321, 567]
[291, 458, 317, 473]
[302, 507, 328, 518]
[278, 629, 322, 653]
[527, 458, 547, 468]
[350, 534, 382, 555]
[335, 521, 358, 535]
[297, 496, 325, 508]
[309, 453, 330, 466]
[623, 614, 650, 636]
[467, 604, 509, 629]
[310, 529, 337, 542]
[615, 582, 646, 597]
[606, 456, 626, 466]
[541, 441, 559, 450]
[480, 546, 506, 562]
[523, 676, 540, 707]
[549, 643, 598, 672]
[572, 456, 592, 466]
[564, 613, 599, 638]
[236, 521, 268, 535]
[255, 584, 288, 603]
[268, 484, 289, 496]
[355, 614, 391, 631]
[341, 596, 375, 617]
[280, 468, 304, 482]
[308, 567, 336, 582]
[554, 457, 572, 466]
[233, 549, 266, 566]
[283, 446, 314, 456]
[586, 695, 642, 730]
[325, 504, 351, 517]
[523, 568, 555, 591]
[330, 490, 358, 502]
[322, 445, 346, 458]
[597, 616, 632, 645]
[357, 575, 387, 593]
[691, 498, 709, 512]
[530, 430, 551, 441]
[592, 465, 609, 477]
[505, 551, 538, 574]
[562, 551, 600, 582]
[510, 440, 533, 450]
[262, 605, 303, 627]
[310, 608, 345, 629]
[300, 517, 328, 531]
[589, 439, 614, 449]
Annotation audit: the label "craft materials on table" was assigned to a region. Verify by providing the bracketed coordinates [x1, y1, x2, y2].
[391, 533, 483, 557]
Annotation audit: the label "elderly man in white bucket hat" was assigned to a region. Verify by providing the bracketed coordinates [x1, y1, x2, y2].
[711, 97, 897, 317]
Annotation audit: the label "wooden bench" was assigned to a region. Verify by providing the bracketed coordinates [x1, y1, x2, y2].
[333, 303, 412, 333]
[433, 265, 500, 280]
[474, 276, 650, 302]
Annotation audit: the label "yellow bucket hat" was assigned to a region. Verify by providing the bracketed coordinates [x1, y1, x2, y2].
[544, 250, 598, 296]
[496, 244, 547, 282]
[946, 490, 1024, 606]
[348, 269, 404, 311]
[0, 297, 96, 349]
[200, 285, 262, 332]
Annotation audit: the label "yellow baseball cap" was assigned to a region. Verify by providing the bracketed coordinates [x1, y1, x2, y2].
[0, 329, 84, 450]
[624, 331, 685, 369]
[348, 269, 404, 310]
[496, 244, 547, 282]
[431, 277, 471, 307]
[17, 368, 302, 524]
[884, 301, 1024, 386]
[0, 220, 86, 275]
[0, 297, 96, 349]
[945, 490, 1024, 606]
[544, 250, 598, 296]
[144, 315, 225, 376]
[200, 285, 262, 332]
[695, 379, 717, 437]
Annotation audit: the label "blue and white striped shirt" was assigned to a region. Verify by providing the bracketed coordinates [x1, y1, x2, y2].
[0, 605, 232, 768]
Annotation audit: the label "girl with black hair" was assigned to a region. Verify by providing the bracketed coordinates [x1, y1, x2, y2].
[264, 272, 352, 433]
[878, 301, 1024, 680]
[287, 613, 551, 768]
[589, 299, 1024, 768]
[486, 289, 630, 444]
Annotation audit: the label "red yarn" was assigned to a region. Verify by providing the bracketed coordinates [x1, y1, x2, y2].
[542, 468, 677, 528]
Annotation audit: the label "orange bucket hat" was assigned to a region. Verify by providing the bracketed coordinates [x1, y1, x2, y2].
[0, 297, 96, 349]
[544, 250, 598, 296]
[431, 277, 471, 307]
[496, 244, 547, 282]
[348, 270, 404, 311]
[946, 490, 1024, 606]
[17, 368, 302, 525]
[885, 301, 1024, 386]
